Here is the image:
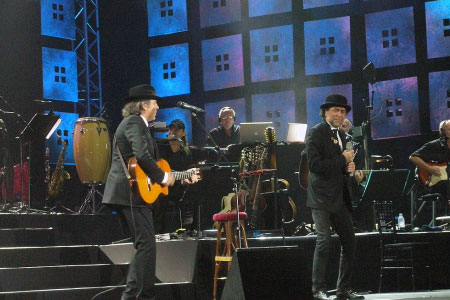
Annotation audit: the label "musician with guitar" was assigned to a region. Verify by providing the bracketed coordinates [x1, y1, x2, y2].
[102, 85, 198, 300]
[410, 119, 450, 207]
[306, 95, 364, 300]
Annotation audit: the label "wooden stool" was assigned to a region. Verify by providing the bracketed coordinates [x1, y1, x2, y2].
[212, 212, 248, 300]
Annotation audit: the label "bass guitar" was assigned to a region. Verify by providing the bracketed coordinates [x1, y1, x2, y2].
[128, 157, 201, 204]
[417, 162, 447, 187]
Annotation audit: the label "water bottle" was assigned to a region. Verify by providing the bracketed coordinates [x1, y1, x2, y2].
[398, 213, 405, 230]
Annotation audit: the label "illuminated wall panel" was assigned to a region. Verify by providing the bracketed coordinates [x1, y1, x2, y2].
[202, 34, 244, 91]
[366, 7, 416, 68]
[199, 0, 241, 28]
[304, 17, 351, 75]
[148, 0, 188, 37]
[41, 0, 75, 40]
[250, 25, 294, 82]
[154, 107, 192, 144]
[205, 98, 246, 132]
[370, 77, 420, 140]
[425, 0, 450, 59]
[251, 91, 295, 140]
[429, 70, 450, 131]
[46, 111, 78, 165]
[42, 47, 78, 102]
[306, 84, 353, 129]
[249, 0, 291, 17]
[150, 43, 190, 97]
[303, 0, 348, 9]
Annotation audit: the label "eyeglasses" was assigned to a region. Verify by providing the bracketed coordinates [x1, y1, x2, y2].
[220, 116, 234, 120]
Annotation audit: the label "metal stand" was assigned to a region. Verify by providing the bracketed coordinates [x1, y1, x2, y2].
[231, 175, 242, 249]
[78, 182, 103, 214]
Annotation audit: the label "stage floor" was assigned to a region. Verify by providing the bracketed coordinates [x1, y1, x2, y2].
[362, 289, 450, 300]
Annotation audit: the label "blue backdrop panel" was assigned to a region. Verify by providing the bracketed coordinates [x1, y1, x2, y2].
[42, 47, 78, 102]
[46, 111, 78, 165]
[202, 35, 244, 91]
[429, 70, 450, 131]
[199, 0, 241, 28]
[250, 25, 294, 82]
[425, 0, 450, 59]
[41, 0, 75, 40]
[303, 0, 348, 9]
[150, 43, 190, 97]
[304, 17, 351, 75]
[366, 7, 416, 68]
[148, 0, 188, 37]
[370, 77, 420, 140]
[249, 0, 291, 17]
[306, 84, 353, 129]
[251, 91, 295, 141]
[205, 98, 246, 133]
[154, 108, 192, 144]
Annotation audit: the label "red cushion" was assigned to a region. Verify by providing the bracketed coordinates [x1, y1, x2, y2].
[213, 212, 248, 222]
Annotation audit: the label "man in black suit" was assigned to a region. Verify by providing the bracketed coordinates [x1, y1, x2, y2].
[306, 94, 364, 300]
[102, 84, 197, 300]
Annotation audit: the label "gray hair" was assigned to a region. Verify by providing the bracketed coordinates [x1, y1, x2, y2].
[121, 99, 151, 118]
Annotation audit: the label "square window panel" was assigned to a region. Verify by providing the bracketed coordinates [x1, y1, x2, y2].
[306, 84, 353, 128]
[200, 0, 241, 28]
[250, 25, 294, 82]
[249, 0, 291, 17]
[148, 0, 187, 36]
[366, 7, 416, 68]
[303, 0, 348, 9]
[202, 34, 244, 91]
[426, 0, 450, 58]
[304, 17, 351, 75]
[429, 70, 450, 131]
[150, 43, 190, 97]
[369, 77, 420, 139]
[41, 0, 75, 40]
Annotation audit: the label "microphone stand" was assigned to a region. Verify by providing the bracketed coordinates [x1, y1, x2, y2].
[362, 86, 375, 171]
[190, 111, 228, 163]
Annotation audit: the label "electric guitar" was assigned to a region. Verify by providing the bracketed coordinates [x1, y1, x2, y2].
[128, 157, 201, 204]
[417, 162, 447, 187]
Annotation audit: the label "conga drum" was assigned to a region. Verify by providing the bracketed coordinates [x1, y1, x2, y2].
[73, 117, 111, 184]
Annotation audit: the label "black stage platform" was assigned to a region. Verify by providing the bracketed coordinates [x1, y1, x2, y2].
[0, 214, 449, 300]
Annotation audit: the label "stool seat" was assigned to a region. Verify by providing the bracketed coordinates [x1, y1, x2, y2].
[213, 212, 248, 222]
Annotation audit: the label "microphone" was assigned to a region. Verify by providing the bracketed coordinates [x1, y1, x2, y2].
[177, 101, 205, 114]
[345, 141, 354, 177]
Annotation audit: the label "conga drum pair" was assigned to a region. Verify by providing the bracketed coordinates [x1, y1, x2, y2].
[73, 117, 111, 184]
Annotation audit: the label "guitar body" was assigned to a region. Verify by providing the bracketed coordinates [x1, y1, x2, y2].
[417, 162, 447, 187]
[128, 157, 171, 204]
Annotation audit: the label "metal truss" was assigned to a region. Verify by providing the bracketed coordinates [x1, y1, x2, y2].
[72, 0, 102, 117]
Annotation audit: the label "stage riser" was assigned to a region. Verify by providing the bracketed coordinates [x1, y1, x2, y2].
[0, 229, 54, 247]
[0, 265, 127, 292]
[0, 284, 196, 300]
[0, 246, 110, 268]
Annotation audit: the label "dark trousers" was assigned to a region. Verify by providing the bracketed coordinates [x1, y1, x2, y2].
[120, 206, 156, 300]
[311, 206, 356, 293]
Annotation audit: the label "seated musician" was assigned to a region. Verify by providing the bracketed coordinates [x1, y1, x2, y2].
[155, 119, 195, 232]
[410, 119, 450, 208]
[206, 106, 240, 149]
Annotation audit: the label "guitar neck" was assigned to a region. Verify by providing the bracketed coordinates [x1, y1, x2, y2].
[171, 171, 194, 181]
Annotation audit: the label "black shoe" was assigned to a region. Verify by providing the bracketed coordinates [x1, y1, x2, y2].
[336, 290, 365, 300]
[313, 291, 330, 300]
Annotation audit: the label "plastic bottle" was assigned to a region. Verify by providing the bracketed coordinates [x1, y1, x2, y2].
[398, 213, 405, 230]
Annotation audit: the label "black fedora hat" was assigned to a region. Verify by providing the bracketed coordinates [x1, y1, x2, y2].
[320, 94, 351, 113]
[121, 84, 162, 103]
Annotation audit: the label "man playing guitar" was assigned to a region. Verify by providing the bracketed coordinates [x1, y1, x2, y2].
[410, 119, 450, 206]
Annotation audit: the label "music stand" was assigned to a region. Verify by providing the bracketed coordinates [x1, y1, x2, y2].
[18, 112, 60, 212]
[362, 169, 410, 230]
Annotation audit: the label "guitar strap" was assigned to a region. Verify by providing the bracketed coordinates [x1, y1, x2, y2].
[114, 135, 132, 181]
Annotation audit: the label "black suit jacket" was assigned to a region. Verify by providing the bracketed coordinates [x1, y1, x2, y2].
[306, 121, 352, 213]
[102, 115, 165, 206]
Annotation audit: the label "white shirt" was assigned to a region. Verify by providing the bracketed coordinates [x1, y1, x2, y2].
[326, 121, 343, 151]
[140, 115, 168, 184]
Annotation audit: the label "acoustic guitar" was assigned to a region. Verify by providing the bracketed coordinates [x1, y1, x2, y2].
[417, 162, 447, 187]
[128, 157, 201, 204]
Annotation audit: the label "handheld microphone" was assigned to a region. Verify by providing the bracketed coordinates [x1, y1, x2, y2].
[177, 101, 205, 114]
[345, 141, 354, 177]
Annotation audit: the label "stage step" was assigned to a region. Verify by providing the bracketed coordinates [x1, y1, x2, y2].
[0, 228, 54, 247]
[0, 264, 127, 292]
[0, 283, 196, 300]
[0, 245, 111, 267]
